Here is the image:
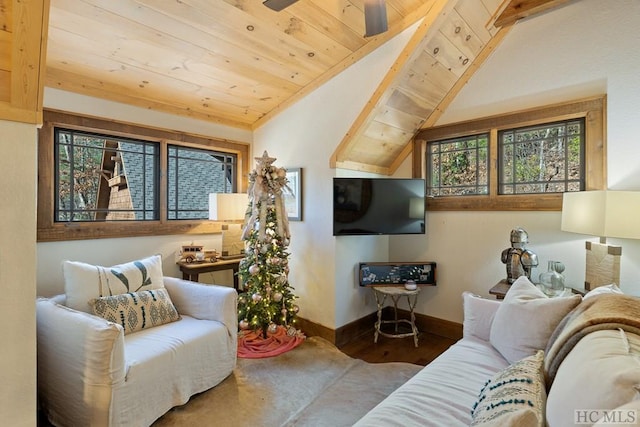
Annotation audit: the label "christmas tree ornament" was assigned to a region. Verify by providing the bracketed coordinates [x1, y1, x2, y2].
[267, 323, 278, 334]
[249, 264, 260, 275]
[239, 320, 249, 330]
[252, 293, 262, 302]
[273, 292, 283, 302]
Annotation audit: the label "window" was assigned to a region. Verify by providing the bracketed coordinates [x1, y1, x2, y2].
[413, 96, 605, 211]
[55, 129, 159, 222]
[428, 134, 489, 196]
[499, 119, 584, 195]
[38, 110, 249, 241]
[167, 145, 237, 220]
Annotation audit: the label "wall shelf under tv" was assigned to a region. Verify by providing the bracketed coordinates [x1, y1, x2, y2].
[358, 262, 436, 287]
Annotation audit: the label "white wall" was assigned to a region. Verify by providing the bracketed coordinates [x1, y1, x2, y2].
[390, 0, 640, 323]
[256, 0, 640, 329]
[0, 120, 37, 426]
[37, 89, 252, 296]
[36, 0, 640, 333]
[252, 23, 418, 329]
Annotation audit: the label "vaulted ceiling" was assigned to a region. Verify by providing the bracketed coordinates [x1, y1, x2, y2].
[1, 0, 573, 173]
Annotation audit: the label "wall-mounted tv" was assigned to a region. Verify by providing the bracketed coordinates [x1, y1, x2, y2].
[333, 178, 425, 236]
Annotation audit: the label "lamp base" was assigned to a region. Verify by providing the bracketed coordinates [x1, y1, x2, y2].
[584, 241, 621, 290]
[221, 224, 245, 259]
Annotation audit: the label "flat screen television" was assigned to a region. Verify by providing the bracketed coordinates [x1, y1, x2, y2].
[333, 178, 425, 236]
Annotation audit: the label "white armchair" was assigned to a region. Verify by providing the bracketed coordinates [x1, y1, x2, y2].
[37, 277, 237, 427]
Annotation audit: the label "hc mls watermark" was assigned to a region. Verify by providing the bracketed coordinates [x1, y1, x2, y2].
[575, 409, 638, 425]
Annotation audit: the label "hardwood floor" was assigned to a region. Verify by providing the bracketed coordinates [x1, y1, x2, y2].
[338, 328, 457, 366]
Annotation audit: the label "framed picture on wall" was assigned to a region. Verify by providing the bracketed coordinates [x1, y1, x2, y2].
[285, 168, 302, 221]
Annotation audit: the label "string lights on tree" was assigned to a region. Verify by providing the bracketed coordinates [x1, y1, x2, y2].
[237, 151, 301, 339]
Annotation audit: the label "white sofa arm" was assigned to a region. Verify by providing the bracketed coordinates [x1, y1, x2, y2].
[462, 291, 501, 342]
[36, 297, 125, 425]
[163, 277, 238, 337]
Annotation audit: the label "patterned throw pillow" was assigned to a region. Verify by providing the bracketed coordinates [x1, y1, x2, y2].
[90, 288, 181, 335]
[471, 350, 546, 427]
[63, 255, 165, 314]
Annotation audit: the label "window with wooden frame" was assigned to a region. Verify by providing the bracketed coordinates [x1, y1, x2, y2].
[412, 96, 606, 211]
[38, 110, 249, 242]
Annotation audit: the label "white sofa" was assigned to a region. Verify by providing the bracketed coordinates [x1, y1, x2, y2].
[37, 276, 237, 427]
[355, 278, 640, 427]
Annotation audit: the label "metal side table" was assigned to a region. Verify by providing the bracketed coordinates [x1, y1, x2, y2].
[372, 286, 421, 347]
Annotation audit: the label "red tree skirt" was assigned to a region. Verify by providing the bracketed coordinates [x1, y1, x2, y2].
[238, 325, 306, 359]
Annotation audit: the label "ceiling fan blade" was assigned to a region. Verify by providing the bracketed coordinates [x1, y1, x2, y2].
[263, 0, 299, 12]
[364, 0, 388, 37]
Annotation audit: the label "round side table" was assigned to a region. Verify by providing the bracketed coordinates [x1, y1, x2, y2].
[372, 286, 420, 347]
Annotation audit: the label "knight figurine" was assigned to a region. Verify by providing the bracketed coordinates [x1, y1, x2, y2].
[501, 227, 538, 283]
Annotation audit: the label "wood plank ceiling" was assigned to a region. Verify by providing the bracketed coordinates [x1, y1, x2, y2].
[1, 0, 573, 173]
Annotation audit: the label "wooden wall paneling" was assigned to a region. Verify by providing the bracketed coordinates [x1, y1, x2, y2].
[254, 0, 445, 129]
[454, 0, 494, 44]
[420, 23, 512, 129]
[423, 30, 469, 78]
[45, 68, 257, 130]
[494, 0, 573, 27]
[373, 104, 425, 132]
[330, 0, 455, 169]
[440, 8, 485, 60]
[218, 0, 354, 63]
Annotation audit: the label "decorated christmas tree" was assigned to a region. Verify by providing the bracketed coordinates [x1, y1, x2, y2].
[237, 151, 300, 339]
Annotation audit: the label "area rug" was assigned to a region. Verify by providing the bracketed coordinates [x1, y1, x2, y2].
[153, 337, 422, 427]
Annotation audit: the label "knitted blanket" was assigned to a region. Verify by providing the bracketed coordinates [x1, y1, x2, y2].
[544, 293, 640, 385]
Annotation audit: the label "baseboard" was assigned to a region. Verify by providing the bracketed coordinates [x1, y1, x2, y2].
[295, 317, 336, 343]
[296, 309, 462, 347]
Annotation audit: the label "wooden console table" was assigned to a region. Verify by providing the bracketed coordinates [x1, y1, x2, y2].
[489, 279, 586, 300]
[489, 279, 511, 299]
[177, 258, 241, 290]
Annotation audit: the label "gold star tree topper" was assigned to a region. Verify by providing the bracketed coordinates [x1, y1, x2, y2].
[255, 151, 276, 170]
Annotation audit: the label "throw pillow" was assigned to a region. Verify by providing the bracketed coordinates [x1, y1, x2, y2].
[89, 288, 181, 334]
[546, 329, 640, 427]
[63, 255, 165, 313]
[463, 292, 501, 342]
[583, 283, 623, 300]
[471, 350, 546, 427]
[489, 276, 581, 364]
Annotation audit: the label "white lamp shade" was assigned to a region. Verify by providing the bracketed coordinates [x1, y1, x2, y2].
[561, 190, 640, 239]
[209, 193, 248, 220]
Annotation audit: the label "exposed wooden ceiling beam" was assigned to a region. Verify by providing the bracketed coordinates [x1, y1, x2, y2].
[494, 0, 573, 27]
[0, 0, 50, 125]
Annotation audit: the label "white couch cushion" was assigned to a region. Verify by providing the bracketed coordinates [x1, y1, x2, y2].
[354, 337, 509, 426]
[471, 350, 545, 427]
[89, 288, 181, 334]
[63, 255, 164, 313]
[490, 276, 581, 364]
[546, 329, 640, 427]
[115, 315, 237, 425]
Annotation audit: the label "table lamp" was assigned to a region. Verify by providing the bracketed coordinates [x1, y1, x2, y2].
[561, 190, 640, 290]
[209, 193, 248, 259]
